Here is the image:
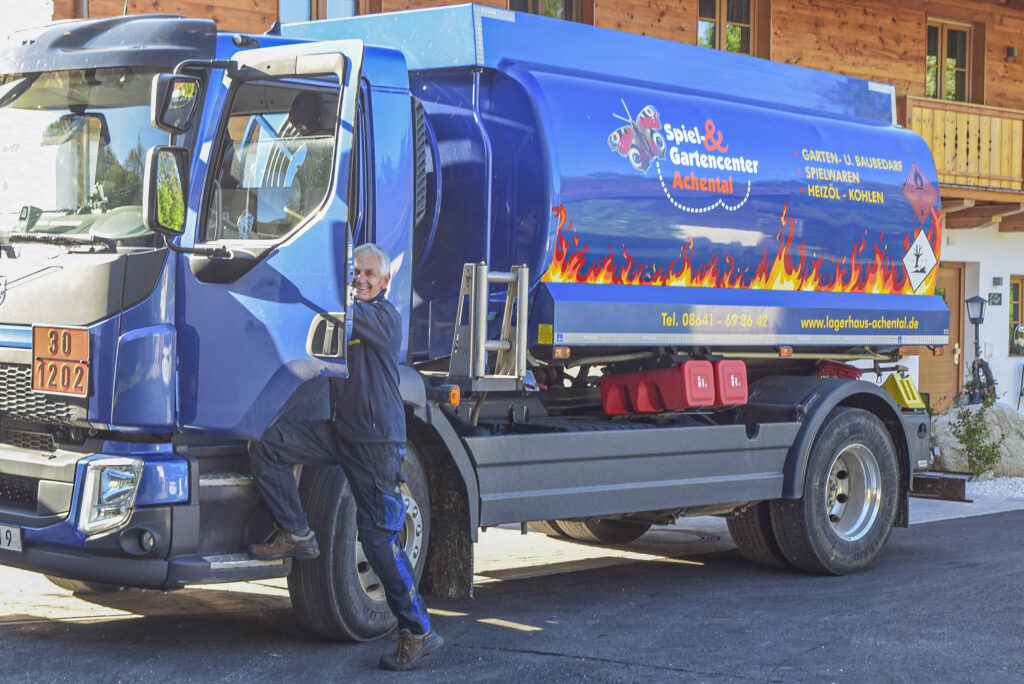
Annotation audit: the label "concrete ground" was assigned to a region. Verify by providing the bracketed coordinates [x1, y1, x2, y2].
[3, 493, 1022, 628]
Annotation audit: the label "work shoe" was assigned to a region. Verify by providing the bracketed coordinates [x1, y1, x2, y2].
[248, 528, 319, 560]
[379, 630, 444, 671]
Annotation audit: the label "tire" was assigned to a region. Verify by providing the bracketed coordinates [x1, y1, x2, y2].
[288, 443, 430, 642]
[770, 407, 898, 575]
[557, 518, 652, 544]
[726, 502, 790, 569]
[45, 575, 122, 595]
[528, 520, 570, 538]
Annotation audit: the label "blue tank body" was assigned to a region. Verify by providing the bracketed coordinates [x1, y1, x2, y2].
[285, 5, 948, 357]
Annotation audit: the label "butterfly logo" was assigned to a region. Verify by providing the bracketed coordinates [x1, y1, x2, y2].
[608, 100, 666, 173]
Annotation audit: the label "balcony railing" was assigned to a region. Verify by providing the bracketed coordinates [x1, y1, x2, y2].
[897, 96, 1024, 192]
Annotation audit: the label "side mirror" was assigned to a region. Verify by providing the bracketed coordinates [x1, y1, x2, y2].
[143, 146, 189, 236]
[151, 74, 201, 134]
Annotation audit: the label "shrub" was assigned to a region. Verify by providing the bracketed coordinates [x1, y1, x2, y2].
[949, 404, 1004, 477]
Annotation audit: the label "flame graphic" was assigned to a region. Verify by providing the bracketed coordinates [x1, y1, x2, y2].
[542, 203, 941, 295]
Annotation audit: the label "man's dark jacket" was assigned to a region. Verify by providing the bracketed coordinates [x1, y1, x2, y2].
[330, 291, 405, 443]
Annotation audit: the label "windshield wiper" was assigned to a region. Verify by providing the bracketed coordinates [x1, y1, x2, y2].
[7, 232, 116, 253]
[0, 74, 38, 109]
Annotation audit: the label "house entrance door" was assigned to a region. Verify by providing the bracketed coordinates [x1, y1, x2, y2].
[919, 262, 963, 412]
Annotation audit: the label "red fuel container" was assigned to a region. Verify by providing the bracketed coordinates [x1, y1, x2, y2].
[600, 360, 716, 414]
[713, 359, 748, 405]
[677, 360, 715, 407]
[600, 377, 631, 414]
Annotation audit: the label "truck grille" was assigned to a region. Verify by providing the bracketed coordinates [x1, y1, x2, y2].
[0, 428, 56, 452]
[0, 472, 37, 511]
[0, 363, 81, 424]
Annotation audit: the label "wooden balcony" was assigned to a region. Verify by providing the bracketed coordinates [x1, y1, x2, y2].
[897, 96, 1024, 231]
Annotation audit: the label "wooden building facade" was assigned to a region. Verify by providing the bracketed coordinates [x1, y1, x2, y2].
[43, 0, 1024, 409]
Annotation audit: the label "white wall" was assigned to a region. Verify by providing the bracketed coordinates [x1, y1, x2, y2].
[7, 1, 53, 36]
[941, 223, 1024, 409]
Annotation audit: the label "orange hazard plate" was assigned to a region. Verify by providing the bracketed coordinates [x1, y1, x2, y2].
[32, 326, 90, 396]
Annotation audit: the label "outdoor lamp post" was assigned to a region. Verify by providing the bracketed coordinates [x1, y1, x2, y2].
[965, 295, 987, 404]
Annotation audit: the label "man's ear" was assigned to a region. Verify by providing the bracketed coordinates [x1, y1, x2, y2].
[382, 272, 392, 294]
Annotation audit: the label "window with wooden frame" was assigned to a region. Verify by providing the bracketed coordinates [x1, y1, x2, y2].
[698, 0, 755, 56]
[281, 0, 361, 22]
[509, 0, 592, 23]
[926, 20, 971, 102]
[320, 1, 360, 19]
[1010, 275, 1024, 354]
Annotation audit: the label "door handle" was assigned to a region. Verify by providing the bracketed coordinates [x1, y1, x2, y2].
[952, 342, 960, 365]
[306, 312, 346, 359]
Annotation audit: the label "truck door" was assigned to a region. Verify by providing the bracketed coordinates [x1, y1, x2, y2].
[178, 43, 365, 438]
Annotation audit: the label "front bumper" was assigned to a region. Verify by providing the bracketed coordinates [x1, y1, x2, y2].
[0, 534, 170, 587]
[0, 439, 189, 586]
[0, 438, 290, 588]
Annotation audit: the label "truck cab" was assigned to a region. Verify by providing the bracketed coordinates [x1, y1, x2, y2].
[0, 15, 420, 600]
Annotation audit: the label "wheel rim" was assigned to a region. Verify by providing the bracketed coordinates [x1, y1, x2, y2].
[355, 483, 423, 602]
[824, 443, 881, 542]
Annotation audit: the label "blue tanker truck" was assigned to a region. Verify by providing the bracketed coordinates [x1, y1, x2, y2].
[0, 5, 952, 639]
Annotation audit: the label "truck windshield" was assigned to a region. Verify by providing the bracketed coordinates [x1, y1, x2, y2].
[0, 68, 170, 247]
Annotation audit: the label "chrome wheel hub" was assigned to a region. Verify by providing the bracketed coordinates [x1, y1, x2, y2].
[824, 443, 881, 542]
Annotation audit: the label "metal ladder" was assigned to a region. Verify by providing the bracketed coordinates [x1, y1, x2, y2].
[448, 262, 528, 389]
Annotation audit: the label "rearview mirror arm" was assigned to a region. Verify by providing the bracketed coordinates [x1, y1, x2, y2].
[163, 235, 233, 260]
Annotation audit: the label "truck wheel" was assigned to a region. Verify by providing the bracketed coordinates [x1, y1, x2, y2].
[288, 443, 430, 642]
[528, 520, 570, 538]
[726, 502, 790, 568]
[770, 407, 898, 575]
[557, 518, 651, 544]
[45, 575, 122, 595]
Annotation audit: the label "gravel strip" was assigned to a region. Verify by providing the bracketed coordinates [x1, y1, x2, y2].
[966, 476, 1024, 499]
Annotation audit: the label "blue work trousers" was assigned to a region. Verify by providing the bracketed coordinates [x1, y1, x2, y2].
[249, 417, 431, 635]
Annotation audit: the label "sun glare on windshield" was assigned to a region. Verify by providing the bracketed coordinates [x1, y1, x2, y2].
[0, 68, 170, 246]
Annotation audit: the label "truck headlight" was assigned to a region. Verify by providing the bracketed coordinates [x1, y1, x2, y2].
[78, 458, 145, 536]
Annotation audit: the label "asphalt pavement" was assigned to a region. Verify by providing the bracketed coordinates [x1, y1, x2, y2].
[1, 494, 1022, 682]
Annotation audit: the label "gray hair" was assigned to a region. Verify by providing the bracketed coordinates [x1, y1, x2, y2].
[354, 242, 391, 275]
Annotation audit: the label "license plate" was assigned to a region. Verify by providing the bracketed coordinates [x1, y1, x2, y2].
[33, 359, 89, 396]
[0, 524, 22, 552]
[32, 326, 90, 397]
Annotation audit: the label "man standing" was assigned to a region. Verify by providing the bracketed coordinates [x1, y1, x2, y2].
[248, 243, 443, 671]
